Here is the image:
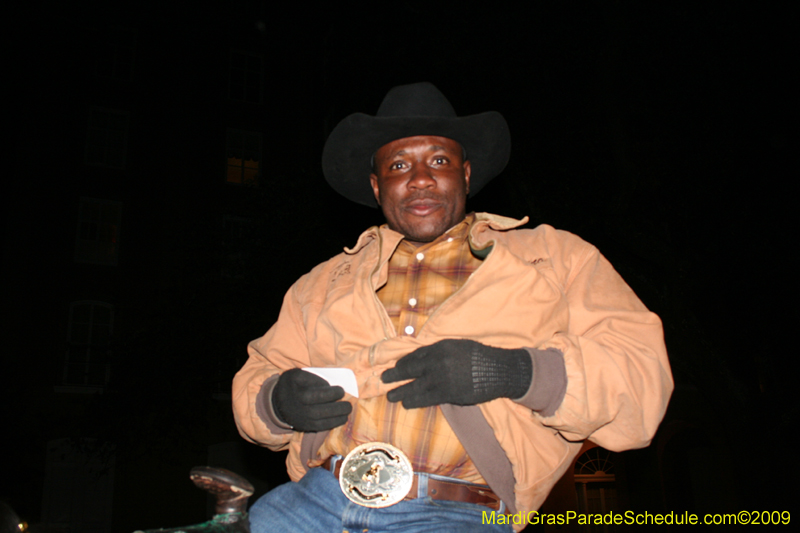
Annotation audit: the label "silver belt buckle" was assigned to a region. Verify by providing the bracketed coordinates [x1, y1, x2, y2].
[338, 442, 414, 508]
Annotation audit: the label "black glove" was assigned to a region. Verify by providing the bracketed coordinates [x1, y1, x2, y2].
[381, 339, 532, 409]
[272, 369, 353, 432]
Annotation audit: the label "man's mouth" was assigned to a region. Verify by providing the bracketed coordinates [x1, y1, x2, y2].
[405, 199, 441, 216]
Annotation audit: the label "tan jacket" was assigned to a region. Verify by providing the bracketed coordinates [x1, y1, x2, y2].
[233, 213, 673, 525]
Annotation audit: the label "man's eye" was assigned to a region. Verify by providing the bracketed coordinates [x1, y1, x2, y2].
[433, 157, 448, 165]
[390, 162, 405, 170]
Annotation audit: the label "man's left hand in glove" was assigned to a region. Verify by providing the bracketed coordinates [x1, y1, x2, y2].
[381, 339, 533, 408]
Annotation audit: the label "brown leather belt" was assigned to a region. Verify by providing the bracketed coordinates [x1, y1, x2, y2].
[322, 456, 505, 512]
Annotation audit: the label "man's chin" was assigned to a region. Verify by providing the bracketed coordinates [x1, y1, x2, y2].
[388, 211, 465, 243]
[397, 222, 449, 243]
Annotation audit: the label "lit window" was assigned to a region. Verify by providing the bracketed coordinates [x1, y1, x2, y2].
[574, 446, 618, 531]
[85, 108, 129, 168]
[74, 198, 122, 265]
[229, 50, 262, 103]
[226, 129, 261, 185]
[63, 302, 113, 388]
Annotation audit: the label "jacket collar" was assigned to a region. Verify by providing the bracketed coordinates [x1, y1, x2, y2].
[344, 212, 529, 255]
[468, 213, 529, 254]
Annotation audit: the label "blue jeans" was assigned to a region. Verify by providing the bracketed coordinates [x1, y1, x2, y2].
[248, 467, 514, 533]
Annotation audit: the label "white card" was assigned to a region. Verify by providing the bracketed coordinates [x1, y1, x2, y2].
[303, 367, 359, 398]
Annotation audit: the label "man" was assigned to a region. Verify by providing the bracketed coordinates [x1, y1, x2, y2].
[233, 82, 673, 532]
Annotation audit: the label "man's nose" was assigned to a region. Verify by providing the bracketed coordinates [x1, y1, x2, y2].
[408, 164, 435, 189]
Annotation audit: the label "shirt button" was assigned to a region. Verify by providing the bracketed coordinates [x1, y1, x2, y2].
[408, 298, 417, 307]
[416, 252, 424, 261]
[404, 325, 415, 335]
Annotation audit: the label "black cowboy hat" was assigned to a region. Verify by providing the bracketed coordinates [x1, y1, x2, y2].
[322, 82, 510, 208]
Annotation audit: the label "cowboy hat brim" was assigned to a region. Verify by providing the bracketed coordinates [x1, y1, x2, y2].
[322, 111, 510, 208]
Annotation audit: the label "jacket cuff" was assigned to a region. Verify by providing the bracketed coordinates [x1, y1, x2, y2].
[513, 347, 567, 417]
[256, 374, 294, 434]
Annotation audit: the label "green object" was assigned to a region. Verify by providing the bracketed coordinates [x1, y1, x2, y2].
[134, 512, 249, 533]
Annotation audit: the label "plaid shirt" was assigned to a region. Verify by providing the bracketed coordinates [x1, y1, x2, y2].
[317, 214, 487, 483]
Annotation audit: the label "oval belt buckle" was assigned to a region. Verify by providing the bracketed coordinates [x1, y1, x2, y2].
[338, 442, 414, 508]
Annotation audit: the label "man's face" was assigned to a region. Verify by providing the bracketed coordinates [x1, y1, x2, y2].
[370, 135, 471, 243]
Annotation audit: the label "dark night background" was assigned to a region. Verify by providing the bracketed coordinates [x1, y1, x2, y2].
[4, 1, 795, 531]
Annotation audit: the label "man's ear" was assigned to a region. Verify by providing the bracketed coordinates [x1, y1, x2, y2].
[463, 160, 472, 195]
[369, 173, 381, 206]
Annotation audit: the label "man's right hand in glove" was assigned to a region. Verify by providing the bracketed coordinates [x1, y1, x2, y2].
[271, 369, 352, 433]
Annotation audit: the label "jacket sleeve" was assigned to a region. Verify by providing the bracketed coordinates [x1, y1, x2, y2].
[534, 231, 673, 451]
[232, 280, 312, 450]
